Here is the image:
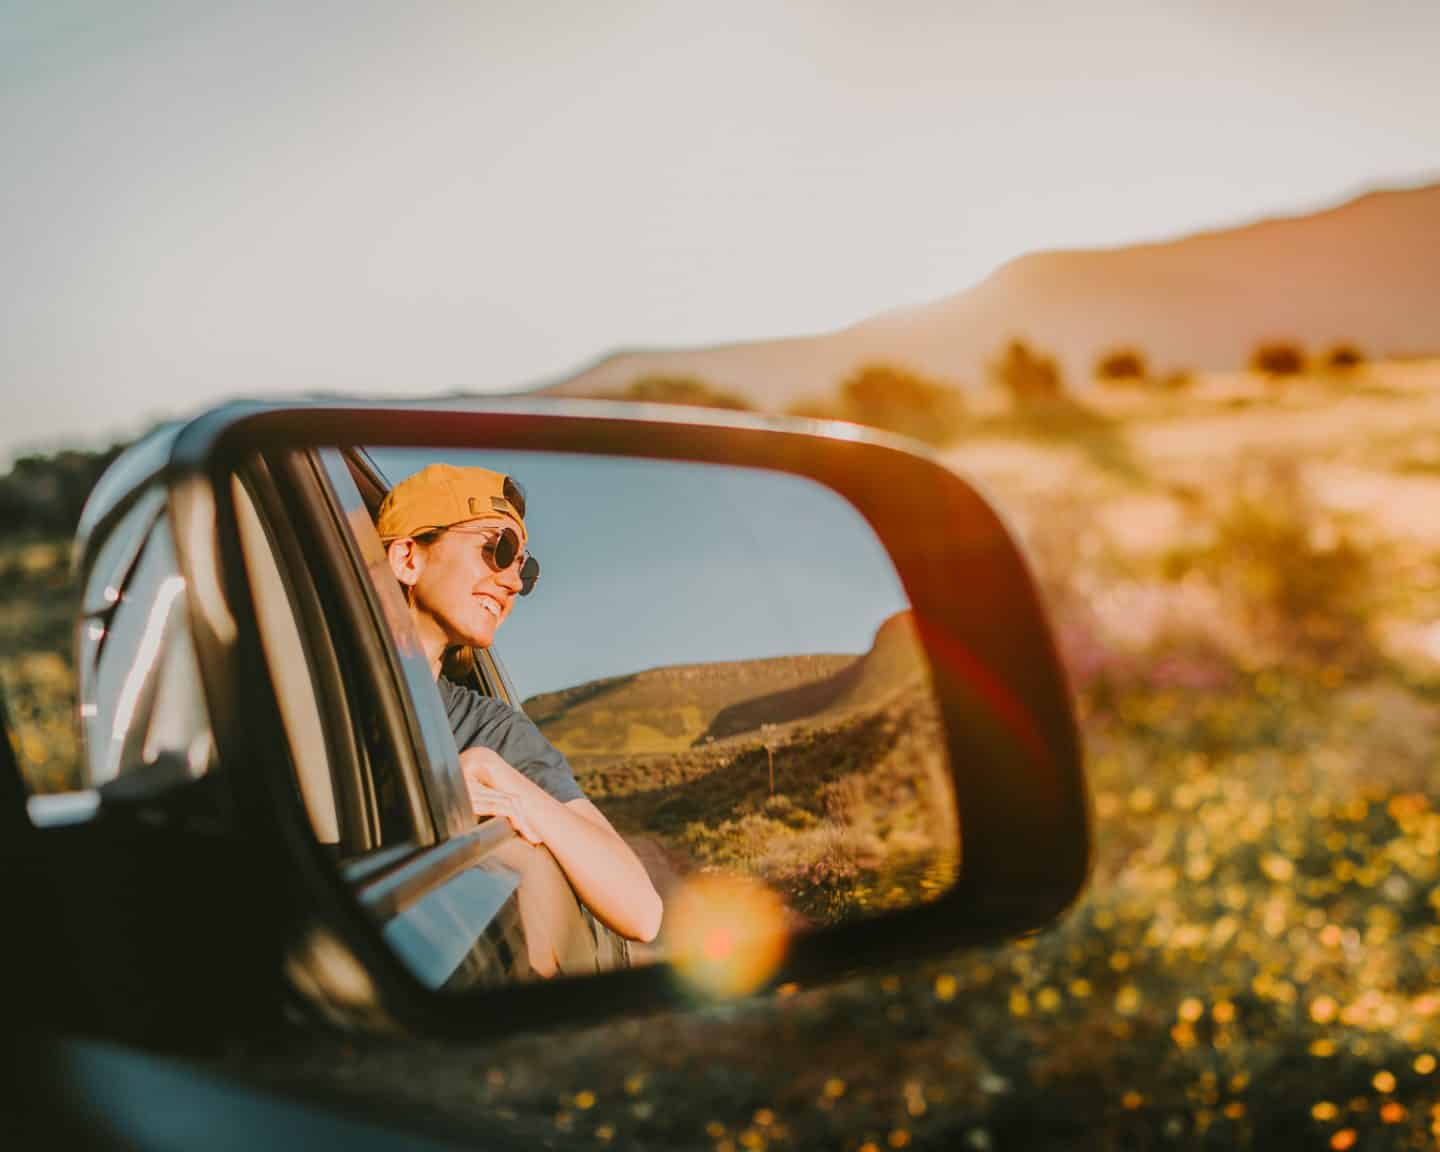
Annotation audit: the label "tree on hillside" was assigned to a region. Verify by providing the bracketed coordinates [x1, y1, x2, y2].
[784, 365, 966, 446]
[0, 445, 125, 536]
[1325, 343, 1365, 372]
[990, 339, 1063, 405]
[610, 375, 753, 410]
[1250, 341, 1306, 378]
[833, 363, 967, 446]
[1094, 347, 1147, 384]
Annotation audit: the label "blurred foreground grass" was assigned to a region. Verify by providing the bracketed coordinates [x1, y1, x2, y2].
[232, 364, 1440, 1150]
[249, 666, 1440, 1151]
[8, 363, 1440, 1149]
[0, 535, 79, 793]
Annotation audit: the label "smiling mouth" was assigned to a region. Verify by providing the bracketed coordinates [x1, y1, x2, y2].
[476, 595, 503, 619]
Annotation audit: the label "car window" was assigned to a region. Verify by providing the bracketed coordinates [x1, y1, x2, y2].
[79, 497, 214, 790]
[313, 448, 473, 842]
[439, 645, 512, 704]
[233, 474, 339, 845]
[235, 454, 430, 857]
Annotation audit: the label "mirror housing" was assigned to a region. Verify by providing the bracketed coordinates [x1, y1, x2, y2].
[163, 398, 1089, 1036]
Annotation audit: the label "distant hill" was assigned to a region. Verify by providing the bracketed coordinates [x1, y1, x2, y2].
[523, 610, 924, 759]
[701, 610, 925, 741]
[547, 181, 1440, 408]
[524, 654, 855, 758]
[530, 610, 954, 925]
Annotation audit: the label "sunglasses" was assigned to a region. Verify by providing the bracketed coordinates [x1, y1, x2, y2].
[441, 524, 540, 596]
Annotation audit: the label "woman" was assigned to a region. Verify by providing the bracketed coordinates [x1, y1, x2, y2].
[379, 463, 662, 952]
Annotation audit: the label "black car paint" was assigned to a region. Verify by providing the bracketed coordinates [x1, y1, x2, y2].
[1, 399, 1088, 1147]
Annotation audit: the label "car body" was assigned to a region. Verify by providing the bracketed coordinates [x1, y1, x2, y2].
[60, 431, 627, 994]
[1, 398, 1087, 1148]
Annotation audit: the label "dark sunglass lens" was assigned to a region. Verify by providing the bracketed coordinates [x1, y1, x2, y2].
[519, 555, 539, 595]
[481, 529, 515, 572]
[488, 528, 520, 570]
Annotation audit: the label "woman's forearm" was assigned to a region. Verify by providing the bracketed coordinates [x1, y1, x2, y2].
[458, 746, 664, 943]
[526, 796, 663, 943]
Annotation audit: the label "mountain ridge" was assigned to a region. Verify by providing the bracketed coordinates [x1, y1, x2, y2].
[524, 610, 923, 758]
[547, 181, 1440, 409]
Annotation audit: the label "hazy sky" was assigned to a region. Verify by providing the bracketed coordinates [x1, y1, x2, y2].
[4, 1, 1438, 467]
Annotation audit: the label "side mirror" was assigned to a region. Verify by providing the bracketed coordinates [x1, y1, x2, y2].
[164, 400, 1089, 1036]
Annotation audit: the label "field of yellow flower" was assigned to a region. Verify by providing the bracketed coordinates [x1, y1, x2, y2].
[6, 362, 1440, 1149]
[263, 364, 1437, 1150]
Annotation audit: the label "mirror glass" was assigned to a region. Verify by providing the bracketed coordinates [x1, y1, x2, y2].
[236, 445, 958, 994]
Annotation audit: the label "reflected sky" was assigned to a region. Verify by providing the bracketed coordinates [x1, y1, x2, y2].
[369, 450, 908, 701]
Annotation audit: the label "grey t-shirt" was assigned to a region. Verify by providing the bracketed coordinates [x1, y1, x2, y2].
[438, 676, 584, 805]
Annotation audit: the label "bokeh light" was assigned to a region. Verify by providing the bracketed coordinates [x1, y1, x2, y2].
[664, 873, 789, 999]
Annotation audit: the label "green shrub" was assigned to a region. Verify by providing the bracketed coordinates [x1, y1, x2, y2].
[1250, 341, 1306, 378]
[834, 363, 967, 446]
[990, 339, 1063, 404]
[1325, 343, 1365, 372]
[785, 363, 966, 447]
[0, 445, 124, 536]
[1209, 460, 1377, 668]
[613, 375, 753, 410]
[1095, 347, 1147, 383]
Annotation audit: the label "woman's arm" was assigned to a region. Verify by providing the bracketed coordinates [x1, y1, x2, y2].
[460, 747, 663, 943]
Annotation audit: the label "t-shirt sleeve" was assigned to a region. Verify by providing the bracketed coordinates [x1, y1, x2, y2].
[439, 677, 586, 805]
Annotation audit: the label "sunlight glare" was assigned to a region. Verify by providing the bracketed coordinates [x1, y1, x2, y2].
[665, 873, 789, 999]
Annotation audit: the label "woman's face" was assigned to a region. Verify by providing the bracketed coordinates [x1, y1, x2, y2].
[404, 515, 526, 650]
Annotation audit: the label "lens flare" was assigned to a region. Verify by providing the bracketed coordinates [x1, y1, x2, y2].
[665, 873, 789, 999]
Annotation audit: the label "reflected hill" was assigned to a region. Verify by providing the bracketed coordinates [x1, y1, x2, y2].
[700, 610, 928, 742]
[524, 612, 958, 924]
[523, 610, 925, 757]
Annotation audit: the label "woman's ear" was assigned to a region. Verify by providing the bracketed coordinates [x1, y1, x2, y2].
[386, 538, 424, 588]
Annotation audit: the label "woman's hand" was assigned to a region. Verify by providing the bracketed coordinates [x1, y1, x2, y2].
[460, 746, 542, 844]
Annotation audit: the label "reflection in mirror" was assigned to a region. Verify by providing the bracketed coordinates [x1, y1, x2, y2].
[238, 445, 958, 995]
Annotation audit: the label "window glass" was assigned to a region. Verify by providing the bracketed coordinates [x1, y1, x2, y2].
[236, 455, 428, 855]
[82, 514, 212, 790]
[233, 475, 339, 845]
[314, 448, 471, 843]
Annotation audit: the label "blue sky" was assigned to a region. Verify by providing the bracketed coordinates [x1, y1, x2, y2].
[4, 1, 1438, 466]
[370, 448, 908, 699]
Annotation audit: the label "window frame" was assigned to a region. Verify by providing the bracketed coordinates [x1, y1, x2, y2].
[301, 448, 472, 842]
[249, 449, 442, 852]
[234, 455, 389, 856]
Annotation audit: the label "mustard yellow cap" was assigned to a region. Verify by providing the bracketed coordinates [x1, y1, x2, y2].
[376, 463, 527, 543]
